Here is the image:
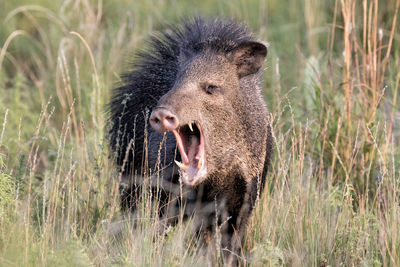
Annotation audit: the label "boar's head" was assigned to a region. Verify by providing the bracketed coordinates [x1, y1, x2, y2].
[150, 41, 267, 186]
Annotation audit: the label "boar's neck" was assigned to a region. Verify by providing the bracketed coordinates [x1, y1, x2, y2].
[236, 77, 270, 172]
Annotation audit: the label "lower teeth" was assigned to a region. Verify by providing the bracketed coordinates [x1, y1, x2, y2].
[197, 158, 202, 170]
[174, 160, 188, 171]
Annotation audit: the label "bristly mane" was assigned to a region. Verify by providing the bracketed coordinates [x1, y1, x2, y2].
[108, 17, 254, 170]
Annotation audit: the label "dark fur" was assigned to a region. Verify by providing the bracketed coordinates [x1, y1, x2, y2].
[108, 17, 273, 264]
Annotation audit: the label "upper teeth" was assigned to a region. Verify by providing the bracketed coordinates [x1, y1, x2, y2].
[188, 123, 193, 132]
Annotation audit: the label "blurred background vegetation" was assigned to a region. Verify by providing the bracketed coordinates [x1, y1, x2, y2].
[0, 0, 399, 266]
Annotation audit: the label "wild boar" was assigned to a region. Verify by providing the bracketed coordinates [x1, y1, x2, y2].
[108, 17, 273, 263]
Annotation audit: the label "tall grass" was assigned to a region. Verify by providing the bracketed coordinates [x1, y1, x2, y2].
[0, 0, 399, 266]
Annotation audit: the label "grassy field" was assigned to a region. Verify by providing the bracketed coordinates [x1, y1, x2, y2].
[0, 0, 399, 266]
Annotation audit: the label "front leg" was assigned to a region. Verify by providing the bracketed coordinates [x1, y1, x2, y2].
[225, 176, 263, 265]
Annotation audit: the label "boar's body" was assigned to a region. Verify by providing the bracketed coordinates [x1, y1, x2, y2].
[108, 18, 273, 261]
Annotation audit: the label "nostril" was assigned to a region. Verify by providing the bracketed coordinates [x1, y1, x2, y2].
[166, 116, 178, 127]
[150, 113, 159, 123]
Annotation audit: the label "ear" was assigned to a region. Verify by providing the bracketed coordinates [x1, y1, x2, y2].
[227, 41, 268, 78]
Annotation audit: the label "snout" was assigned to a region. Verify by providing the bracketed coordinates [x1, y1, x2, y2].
[150, 107, 179, 132]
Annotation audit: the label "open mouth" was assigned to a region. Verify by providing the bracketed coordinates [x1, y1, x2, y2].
[172, 121, 207, 186]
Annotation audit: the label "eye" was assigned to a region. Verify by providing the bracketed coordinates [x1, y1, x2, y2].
[203, 84, 220, 95]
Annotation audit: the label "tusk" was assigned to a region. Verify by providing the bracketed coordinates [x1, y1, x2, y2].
[188, 123, 193, 132]
[197, 158, 202, 170]
[175, 160, 189, 171]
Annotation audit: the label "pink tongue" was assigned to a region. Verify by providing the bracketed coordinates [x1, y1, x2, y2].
[187, 135, 199, 165]
[172, 130, 200, 166]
